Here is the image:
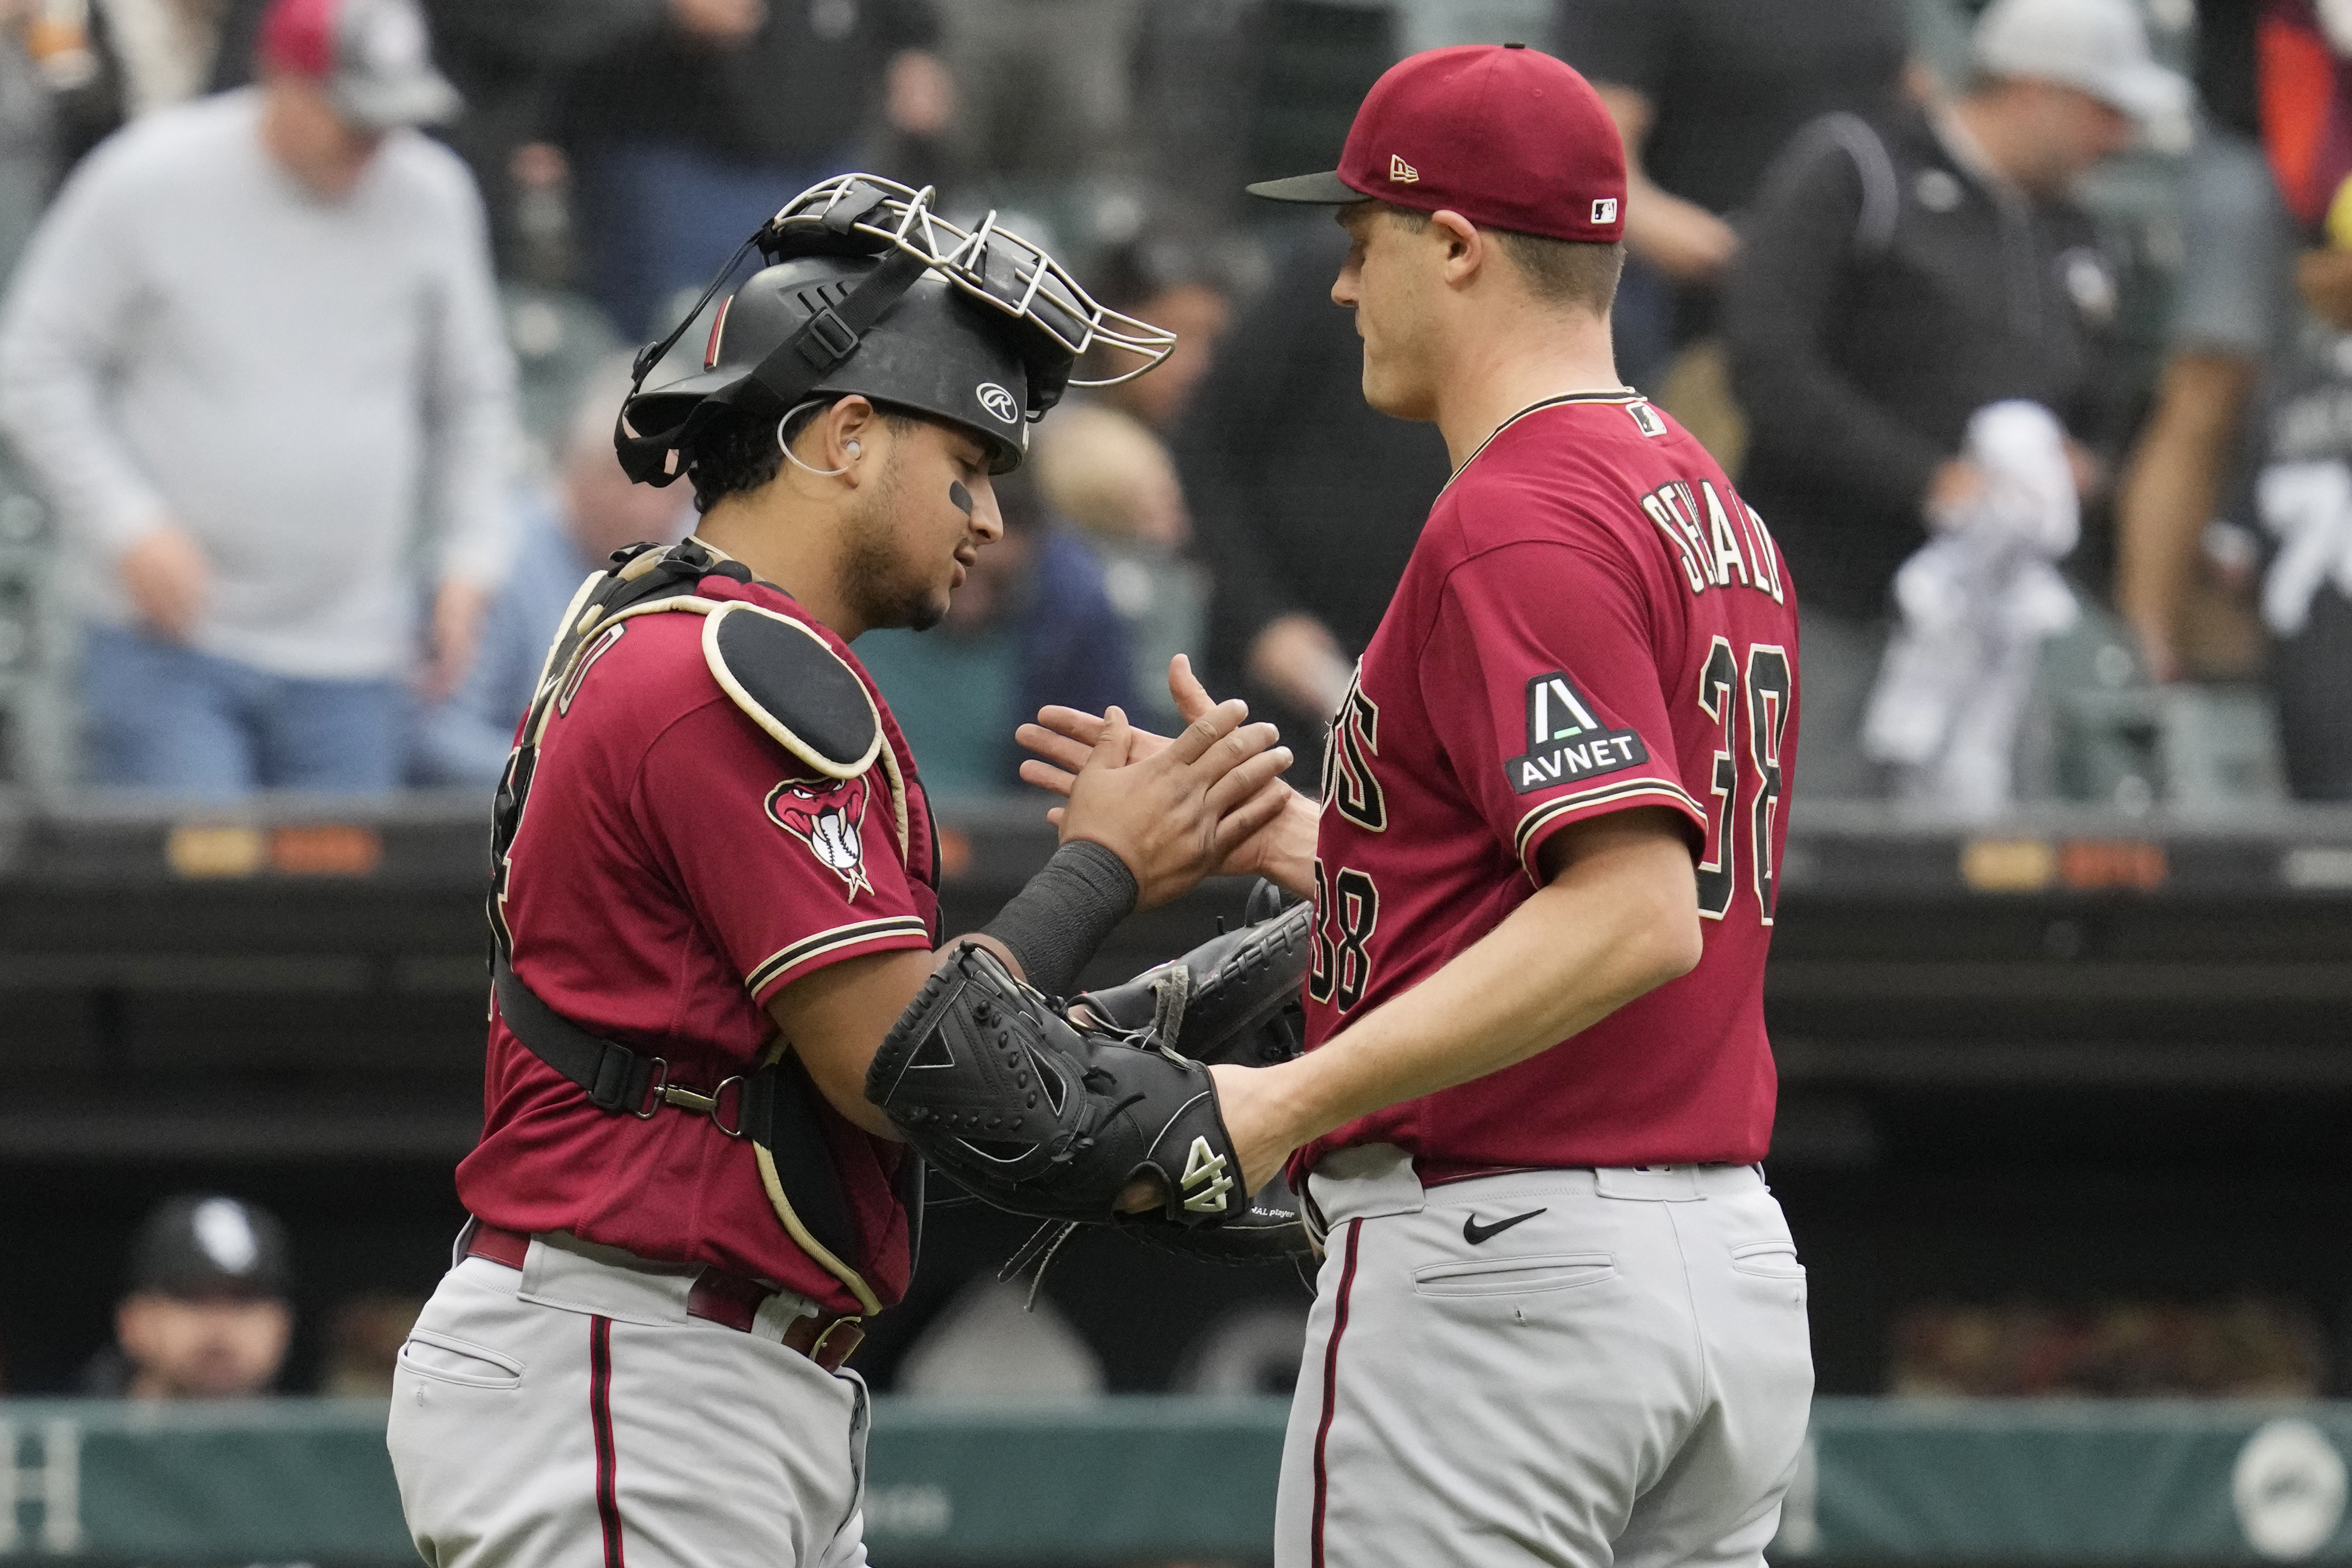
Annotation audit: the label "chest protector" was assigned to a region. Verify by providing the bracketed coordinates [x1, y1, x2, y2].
[489, 538, 935, 1315]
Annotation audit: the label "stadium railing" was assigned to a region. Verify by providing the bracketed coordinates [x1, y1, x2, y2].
[1, 1396, 2348, 1565]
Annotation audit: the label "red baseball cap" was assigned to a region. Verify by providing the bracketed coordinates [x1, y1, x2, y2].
[257, 0, 459, 130]
[1248, 44, 1627, 244]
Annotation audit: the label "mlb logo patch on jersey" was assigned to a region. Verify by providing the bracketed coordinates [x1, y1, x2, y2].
[1628, 401, 1667, 438]
[1504, 671, 1649, 795]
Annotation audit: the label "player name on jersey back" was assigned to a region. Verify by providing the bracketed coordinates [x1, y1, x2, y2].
[1636, 476, 1787, 606]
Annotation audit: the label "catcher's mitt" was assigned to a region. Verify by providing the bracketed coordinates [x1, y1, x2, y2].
[1073, 891, 1310, 1069]
[868, 943, 1247, 1227]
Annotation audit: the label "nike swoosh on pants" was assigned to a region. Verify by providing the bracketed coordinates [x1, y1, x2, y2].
[1461, 1207, 1547, 1245]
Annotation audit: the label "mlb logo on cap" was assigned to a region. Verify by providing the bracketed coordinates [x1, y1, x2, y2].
[1245, 44, 1629, 245]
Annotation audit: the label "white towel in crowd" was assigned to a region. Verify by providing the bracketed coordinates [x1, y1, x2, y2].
[1862, 399, 2081, 814]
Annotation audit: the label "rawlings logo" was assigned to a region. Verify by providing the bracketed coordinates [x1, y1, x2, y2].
[1179, 1135, 1234, 1214]
[975, 382, 1020, 424]
[765, 774, 875, 898]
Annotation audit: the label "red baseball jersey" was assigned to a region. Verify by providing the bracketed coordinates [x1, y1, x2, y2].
[1295, 392, 1800, 1177]
[456, 573, 940, 1315]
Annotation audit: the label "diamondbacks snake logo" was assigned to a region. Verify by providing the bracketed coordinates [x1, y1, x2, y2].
[765, 774, 875, 898]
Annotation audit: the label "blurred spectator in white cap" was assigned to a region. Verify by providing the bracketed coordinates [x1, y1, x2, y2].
[1723, 0, 2187, 800]
[410, 356, 690, 789]
[0, 0, 516, 796]
[81, 1193, 293, 1399]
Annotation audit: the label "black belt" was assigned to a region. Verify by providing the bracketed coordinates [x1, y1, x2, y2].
[492, 955, 746, 1136]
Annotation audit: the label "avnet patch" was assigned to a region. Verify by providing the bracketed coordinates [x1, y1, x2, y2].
[1504, 671, 1650, 795]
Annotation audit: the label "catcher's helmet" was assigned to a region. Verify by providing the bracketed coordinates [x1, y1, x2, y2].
[618, 175, 1174, 485]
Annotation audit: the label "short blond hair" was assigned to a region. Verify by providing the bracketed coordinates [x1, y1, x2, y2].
[1385, 206, 1624, 315]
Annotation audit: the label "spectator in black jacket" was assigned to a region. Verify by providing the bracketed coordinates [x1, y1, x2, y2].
[556, 0, 951, 337]
[1723, 0, 2184, 796]
[1555, 0, 1910, 390]
[1174, 226, 1452, 758]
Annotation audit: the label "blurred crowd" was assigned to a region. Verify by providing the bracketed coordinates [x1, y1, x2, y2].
[0, 0, 2346, 814]
[32, 1189, 1310, 1403]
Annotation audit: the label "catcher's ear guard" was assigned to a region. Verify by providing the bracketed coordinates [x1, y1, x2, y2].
[868, 945, 1246, 1227]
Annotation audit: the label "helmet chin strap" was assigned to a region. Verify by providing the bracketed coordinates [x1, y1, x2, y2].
[777, 399, 853, 478]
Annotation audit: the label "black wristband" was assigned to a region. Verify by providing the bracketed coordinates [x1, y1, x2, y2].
[980, 840, 1140, 998]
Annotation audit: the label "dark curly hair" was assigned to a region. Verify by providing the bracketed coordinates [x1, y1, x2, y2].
[686, 400, 923, 514]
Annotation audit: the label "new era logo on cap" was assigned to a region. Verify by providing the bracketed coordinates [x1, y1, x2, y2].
[1390, 154, 1420, 184]
[1592, 197, 1618, 224]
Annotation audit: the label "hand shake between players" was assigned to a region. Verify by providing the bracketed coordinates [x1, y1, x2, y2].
[1020, 655, 1323, 1201]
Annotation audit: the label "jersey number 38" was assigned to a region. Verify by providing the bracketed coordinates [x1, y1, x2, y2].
[1695, 637, 1791, 926]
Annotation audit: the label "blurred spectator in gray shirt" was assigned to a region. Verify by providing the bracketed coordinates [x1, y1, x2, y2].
[410, 358, 689, 789]
[0, 0, 514, 796]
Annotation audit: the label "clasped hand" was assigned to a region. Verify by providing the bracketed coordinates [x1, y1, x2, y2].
[1048, 678, 1293, 911]
[1020, 655, 1317, 895]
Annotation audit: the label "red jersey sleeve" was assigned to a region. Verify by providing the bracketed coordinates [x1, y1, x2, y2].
[630, 697, 933, 1005]
[1420, 538, 1708, 880]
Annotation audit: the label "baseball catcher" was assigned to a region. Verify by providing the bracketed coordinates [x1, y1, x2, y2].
[386, 171, 1294, 1568]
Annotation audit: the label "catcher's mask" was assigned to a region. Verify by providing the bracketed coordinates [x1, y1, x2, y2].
[617, 175, 1175, 484]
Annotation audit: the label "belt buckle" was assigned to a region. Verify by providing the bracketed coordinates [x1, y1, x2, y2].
[808, 1316, 863, 1370]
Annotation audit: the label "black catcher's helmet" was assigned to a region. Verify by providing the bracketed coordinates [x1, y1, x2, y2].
[617, 175, 1174, 485]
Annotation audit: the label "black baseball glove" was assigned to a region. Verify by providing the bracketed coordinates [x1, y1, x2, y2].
[868, 942, 1249, 1227]
[867, 883, 1315, 1269]
[1072, 892, 1310, 1070]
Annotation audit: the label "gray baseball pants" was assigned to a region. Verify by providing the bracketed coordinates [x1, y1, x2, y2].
[386, 1230, 869, 1568]
[1276, 1148, 1815, 1568]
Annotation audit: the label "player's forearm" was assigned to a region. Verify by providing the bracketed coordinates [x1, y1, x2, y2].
[2115, 353, 2252, 672]
[1253, 823, 1701, 1154]
[769, 946, 934, 1140]
[1257, 791, 1321, 899]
